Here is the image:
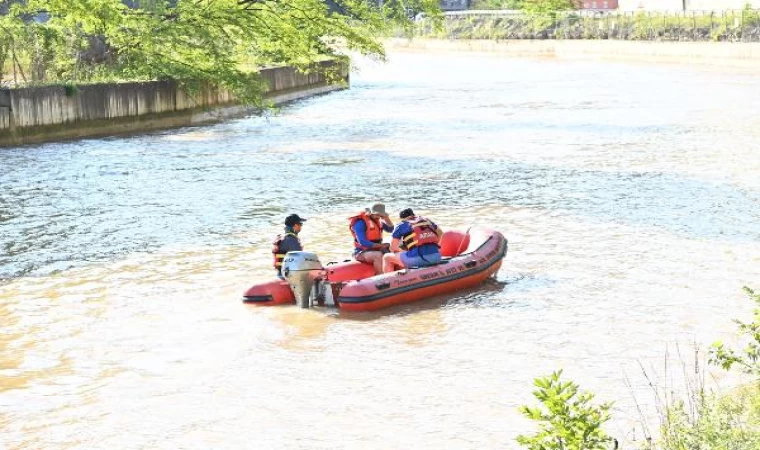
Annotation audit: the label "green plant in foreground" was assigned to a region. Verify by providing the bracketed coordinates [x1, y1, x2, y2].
[710, 287, 760, 377]
[517, 370, 616, 450]
[654, 384, 760, 450]
[642, 286, 760, 450]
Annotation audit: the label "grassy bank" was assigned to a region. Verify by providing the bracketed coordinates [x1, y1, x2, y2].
[415, 9, 760, 42]
[517, 288, 760, 449]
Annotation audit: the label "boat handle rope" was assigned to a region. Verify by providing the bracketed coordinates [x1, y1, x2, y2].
[454, 226, 473, 257]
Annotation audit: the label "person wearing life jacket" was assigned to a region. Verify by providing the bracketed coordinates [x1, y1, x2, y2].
[382, 208, 443, 273]
[272, 214, 306, 278]
[349, 203, 394, 275]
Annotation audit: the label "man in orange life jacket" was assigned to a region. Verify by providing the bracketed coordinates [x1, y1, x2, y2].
[272, 214, 306, 278]
[349, 203, 394, 275]
[382, 208, 443, 273]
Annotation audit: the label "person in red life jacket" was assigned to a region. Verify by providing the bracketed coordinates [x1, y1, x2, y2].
[382, 208, 443, 273]
[349, 203, 394, 275]
[272, 214, 306, 278]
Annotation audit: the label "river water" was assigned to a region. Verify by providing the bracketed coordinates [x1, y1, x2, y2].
[1, 51, 759, 449]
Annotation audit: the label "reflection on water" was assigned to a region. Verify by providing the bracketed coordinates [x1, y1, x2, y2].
[1, 52, 760, 449]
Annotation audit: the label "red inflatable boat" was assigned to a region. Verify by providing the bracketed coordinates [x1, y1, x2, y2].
[242, 227, 507, 312]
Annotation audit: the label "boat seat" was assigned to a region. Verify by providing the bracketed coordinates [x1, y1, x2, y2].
[407, 259, 450, 270]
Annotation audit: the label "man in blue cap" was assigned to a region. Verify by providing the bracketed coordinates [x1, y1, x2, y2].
[272, 214, 307, 277]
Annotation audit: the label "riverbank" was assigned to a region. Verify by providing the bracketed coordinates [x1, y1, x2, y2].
[385, 37, 760, 67]
[0, 61, 348, 147]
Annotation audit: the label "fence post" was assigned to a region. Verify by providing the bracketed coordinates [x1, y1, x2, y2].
[530, 14, 534, 39]
[678, 11, 682, 41]
[723, 11, 728, 41]
[605, 12, 609, 40]
[632, 12, 636, 40]
[710, 11, 715, 40]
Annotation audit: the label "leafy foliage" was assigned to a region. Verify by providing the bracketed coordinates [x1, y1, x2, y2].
[415, 9, 760, 42]
[652, 384, 760, 450]
[468, 0, 576, 11]
[710, 287, 760, 377]
[520, 0, 577, 14]
[517, 370, 616, 450]
[469, 0, 522, 10]
[0, 0, 442, 104]
[640, 287, 760, 450]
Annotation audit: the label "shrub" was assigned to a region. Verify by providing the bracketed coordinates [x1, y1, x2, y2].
[711, 287, 760, 378]
[517, 370, 616, 450]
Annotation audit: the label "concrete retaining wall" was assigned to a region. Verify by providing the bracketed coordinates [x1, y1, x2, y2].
[0, 60, 348, 147]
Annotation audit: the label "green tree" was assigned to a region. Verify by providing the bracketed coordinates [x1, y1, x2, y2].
[517, 370, 616, 450]
[2, 0, 442, 104]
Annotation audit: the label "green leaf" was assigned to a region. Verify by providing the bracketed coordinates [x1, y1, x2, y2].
[517, 372, 614, 450]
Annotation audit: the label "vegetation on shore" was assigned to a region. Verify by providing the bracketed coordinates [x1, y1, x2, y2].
[470, 0, 575, 13]
[414, 6, 760, 42]
[519, 287, 760, 449]
[472, 0, 576, 13]
[0, 0, 442, 104]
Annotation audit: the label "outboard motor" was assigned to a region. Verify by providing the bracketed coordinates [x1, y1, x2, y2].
[281, 251, 324, 308]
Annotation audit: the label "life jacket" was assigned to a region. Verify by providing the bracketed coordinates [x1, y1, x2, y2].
[400, 217, 440, 251]
[272, 231, 300, 271]
[348, 212, 383, 250]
